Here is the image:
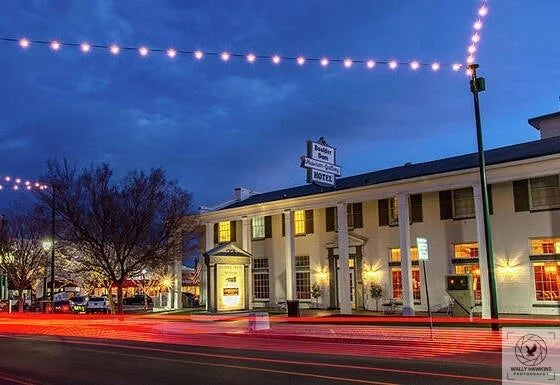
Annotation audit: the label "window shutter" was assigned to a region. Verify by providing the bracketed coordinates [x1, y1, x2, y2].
[305, 210, 314, 234]
[410, 194, 423, 223]
[353, 203, 363, 228]
[282, 213, 285, 237]
[213, 223, 218, 244]
[513, 180, 530, 212]
[439, 190, 453, 219]
[487, 185, 494, 215]
[230, 221, 236, 242]
[264, 216, 272, 238]
[378, 199, 389, 227]
[325, 207, 335, 232]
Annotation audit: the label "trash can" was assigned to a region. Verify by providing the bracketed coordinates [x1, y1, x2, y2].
[287, 300, 300, 317]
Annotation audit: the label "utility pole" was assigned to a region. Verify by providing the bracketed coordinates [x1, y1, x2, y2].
[50, 185, 55, 309]
[468, 63, 499, 331]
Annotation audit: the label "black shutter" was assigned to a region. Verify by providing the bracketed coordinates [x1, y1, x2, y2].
[230, 221, 236, 242]
[305, 210, 314, 234]
[264, 216, 272, 238]
[513, 180, 530, 212]
[378, 199, 389, 227]
[282, 213, 285, 237]
[325, 207, 335, 232]
[353, 203, 363, 228]
[487, 185, 494, 215]
[410, 194, 423, 223]
[439, 190, 453, 219]
[213, 223, 219, 244]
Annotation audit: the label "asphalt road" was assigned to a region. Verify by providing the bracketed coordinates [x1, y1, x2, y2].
[0, 333, 503, 385]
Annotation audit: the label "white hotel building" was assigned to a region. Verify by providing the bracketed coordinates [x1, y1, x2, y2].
[193, 111, 560, 317]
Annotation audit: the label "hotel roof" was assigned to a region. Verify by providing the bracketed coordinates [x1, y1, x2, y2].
[220, 136, 560, 211]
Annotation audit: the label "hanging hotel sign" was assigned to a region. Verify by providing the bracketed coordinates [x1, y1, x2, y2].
[301, 137, 341, 187]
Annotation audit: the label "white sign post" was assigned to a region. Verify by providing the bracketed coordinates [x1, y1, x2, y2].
[416, 237, 433, 339]
[301, 137, 341, 187]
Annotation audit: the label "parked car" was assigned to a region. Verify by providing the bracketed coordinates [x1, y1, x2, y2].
[69, 296, 89, 313]
[123, 294, 152, 306]
[47, 300, 72, 313]
[86, 296, 109, 314]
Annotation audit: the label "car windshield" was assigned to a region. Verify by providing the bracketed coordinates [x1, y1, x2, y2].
[71, 297, 86, 303]
[88, 298, 104, 302]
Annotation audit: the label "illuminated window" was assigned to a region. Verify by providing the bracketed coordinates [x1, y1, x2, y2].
[389, 247, 419, 262]
[454, 243, 479, 259]
[530, 176, 560, 210]
[533, 262, 560, 301]
[253, 257, 269, 300]
[252, 216, 265, 240]
[453, 188, 475, 218]
[391, 267, 420, 300]
[531, 238, 560, 255]
[455, 264, 481, 303]
[218, 222, 231, 243]
[294, 210, 306, 235]
[295, 256, 310, 299]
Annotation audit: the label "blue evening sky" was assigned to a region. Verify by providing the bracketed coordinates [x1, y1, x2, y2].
[0, 1, 558, 208]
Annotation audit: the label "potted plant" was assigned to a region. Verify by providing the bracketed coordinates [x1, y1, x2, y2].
[369, 282, 384, 312]
[311, 282, 322, 308]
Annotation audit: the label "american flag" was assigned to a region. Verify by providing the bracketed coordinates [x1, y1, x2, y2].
[191, 258, 202, 285]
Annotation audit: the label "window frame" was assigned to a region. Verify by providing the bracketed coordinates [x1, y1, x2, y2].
[252, 257, 270, 301]
[390, 267, 421, 302]
[218, 221, 231, 244]
[294, 210, 306, 236]
[251, 216, 265, 241]
[531, 260, 560, 303]
[452, 187, 475, 219]
[529, 175, 560, 211]
[295, 255, 311, 300]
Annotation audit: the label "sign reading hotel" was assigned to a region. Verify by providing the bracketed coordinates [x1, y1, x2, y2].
[301, 137, 341, 187]
[216, 264, 245, 312]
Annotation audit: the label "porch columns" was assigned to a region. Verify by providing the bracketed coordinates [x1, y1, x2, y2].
[202, 223, 214, 310]
[336, 203, 352, 314]
[242, 216, 253, 310]
[284, 210, 296, 300]
[397, 193, 415, 316]
[173, 256, 181, 309]
[473, 185, 492, 319]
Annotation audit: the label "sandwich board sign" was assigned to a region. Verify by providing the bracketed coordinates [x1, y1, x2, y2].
[300, 137, 341, 187]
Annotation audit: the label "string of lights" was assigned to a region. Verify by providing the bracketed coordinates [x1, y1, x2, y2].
[0, 174, 48, 191]
[465, 0, 489, 74]
[0, 1, 489, 76]
[1, 36, 465, 73]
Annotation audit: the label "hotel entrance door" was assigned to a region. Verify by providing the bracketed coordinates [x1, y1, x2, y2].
[335, 258, 356, 310]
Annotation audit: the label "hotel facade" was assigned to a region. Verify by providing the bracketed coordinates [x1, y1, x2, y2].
[191, 111, 560, 317]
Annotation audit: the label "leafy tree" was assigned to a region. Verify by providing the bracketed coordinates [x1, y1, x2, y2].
[369, 282, 384, 312]
[311, 282, 322, 308]
[0, 209, 49, 312]
[37, 160, 197, 314]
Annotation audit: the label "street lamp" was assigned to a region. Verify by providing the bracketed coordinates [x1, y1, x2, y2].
[42, 239, 52, 311]
[468, 63, 499, 331]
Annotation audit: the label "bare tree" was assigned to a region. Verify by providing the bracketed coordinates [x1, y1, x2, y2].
[37, 160, 197, 314]
[0, 210, 49, 312]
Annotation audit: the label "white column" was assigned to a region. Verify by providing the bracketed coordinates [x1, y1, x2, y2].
[337, 203, 352, 314]
[473, 185, 492, 319]
[167, 261, 173, 309]
[173, 256, 181, 309]
[242, 216, 253, 310]
[203, 223, 214, 311]
[284, 210, 296, 300]
[397, 194, 415, 316]
[206, 223, 214, 251]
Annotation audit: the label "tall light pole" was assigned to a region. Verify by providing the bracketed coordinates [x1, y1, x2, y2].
[468, 63, 499, 331]
[49, 184, 55, 309]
